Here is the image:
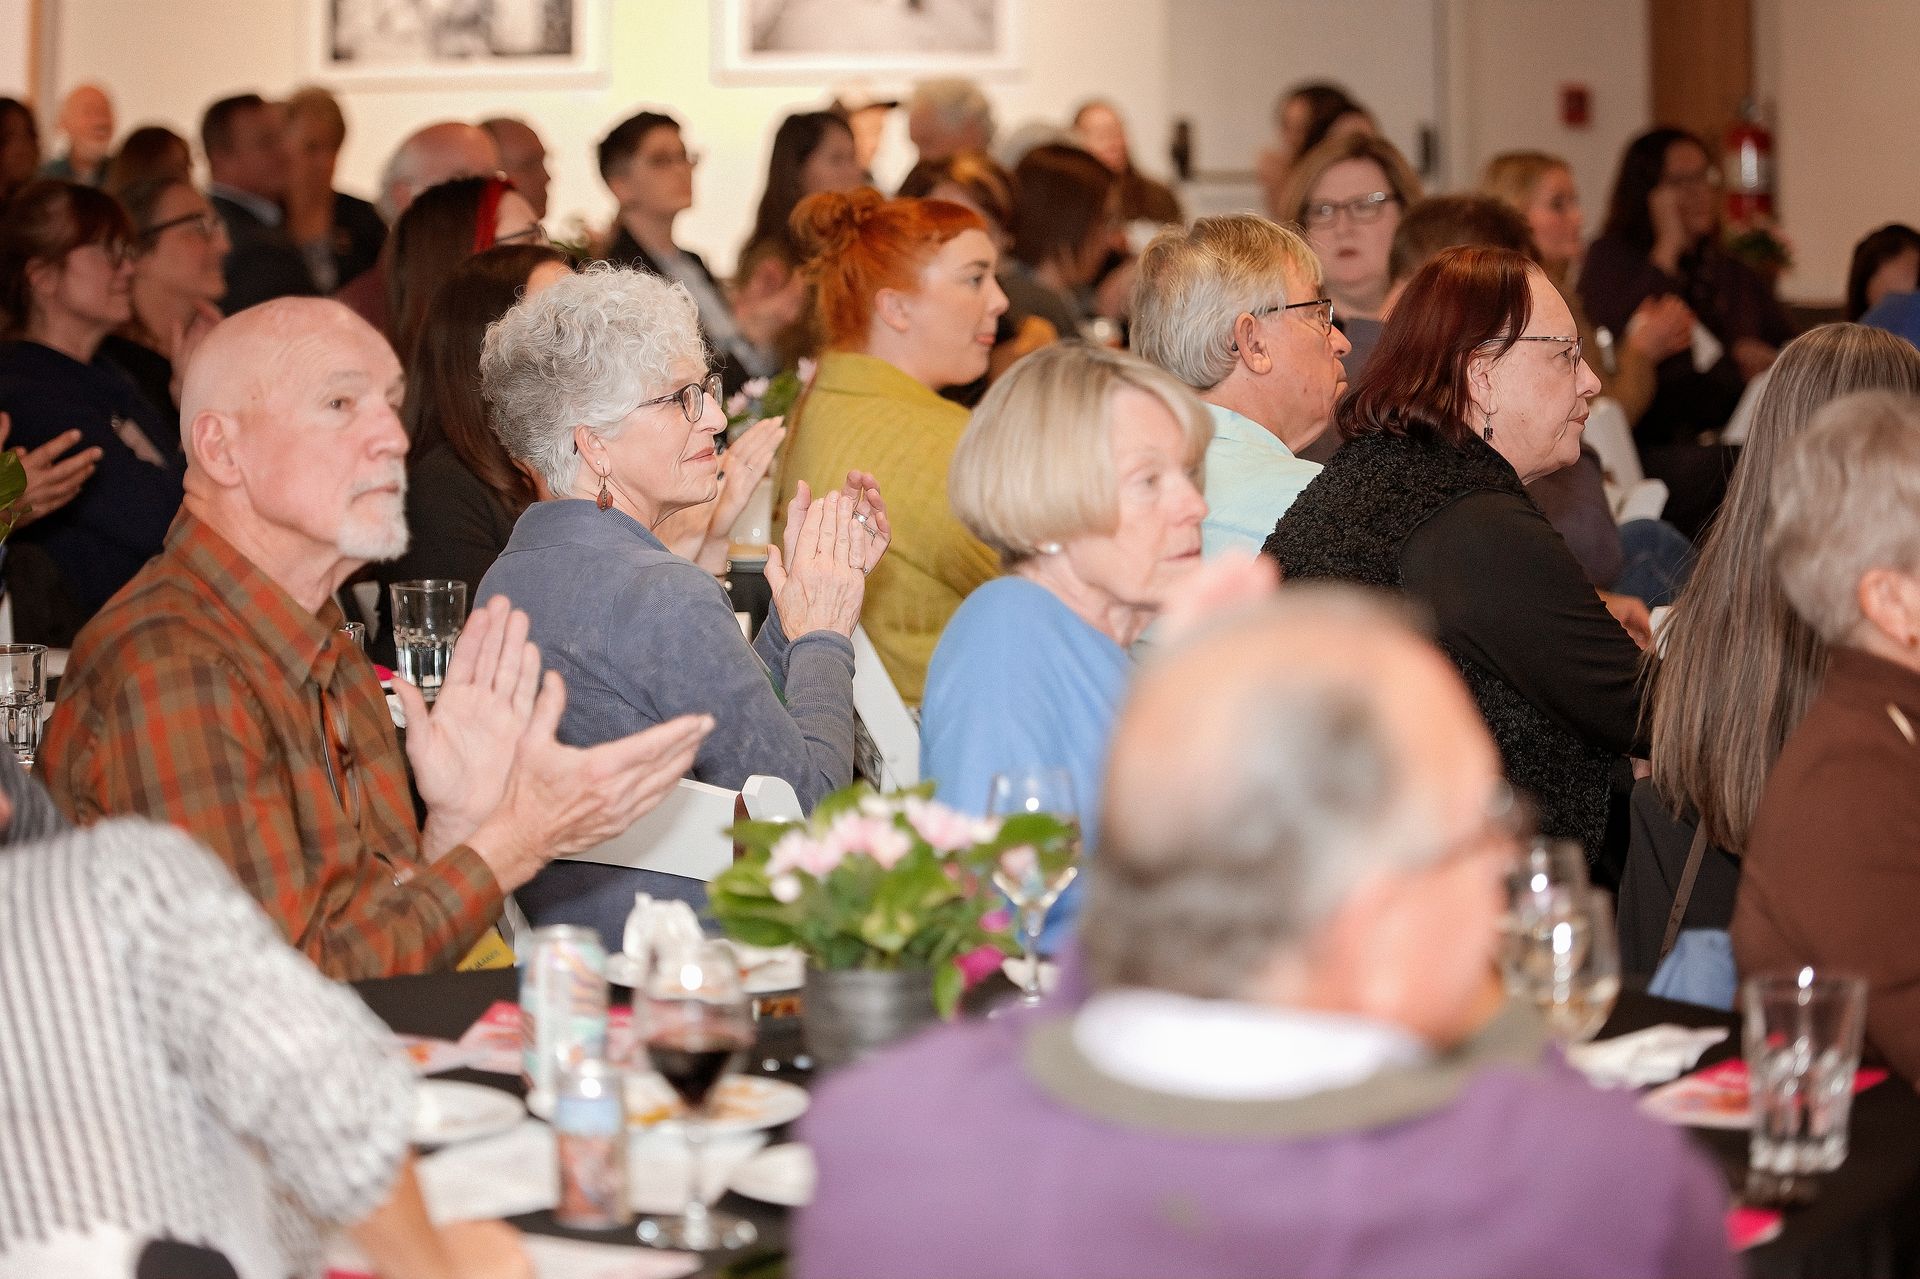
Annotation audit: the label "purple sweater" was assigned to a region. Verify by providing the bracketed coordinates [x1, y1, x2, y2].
[795, 1004, 1736, 1279]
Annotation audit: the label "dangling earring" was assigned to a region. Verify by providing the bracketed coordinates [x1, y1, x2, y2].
[1481, 408, 1496, 442]
[595, 470, 614, 511]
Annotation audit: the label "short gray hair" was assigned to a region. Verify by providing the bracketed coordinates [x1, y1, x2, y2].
[480, 262, 705, 494]
[1132, 214, 1323, 390]
[1769, 390, 1920, 643]
[909, 77, 993, 138]
[1083, 588, 1463, 999]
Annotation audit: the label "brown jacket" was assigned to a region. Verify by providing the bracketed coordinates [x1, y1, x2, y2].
[1732, 646, 1920, 1082]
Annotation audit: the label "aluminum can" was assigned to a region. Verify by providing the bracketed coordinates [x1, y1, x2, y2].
[520, 924, 608, 1109]
[553, 1057, 630, 1229]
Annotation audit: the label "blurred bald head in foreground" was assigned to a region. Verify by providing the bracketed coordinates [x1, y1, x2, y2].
[1086, 587, 1511, 1047]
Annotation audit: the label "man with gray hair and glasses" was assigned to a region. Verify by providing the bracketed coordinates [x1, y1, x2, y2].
[796, 587, 1733, 1279]
[1133, 214, 1351, 556]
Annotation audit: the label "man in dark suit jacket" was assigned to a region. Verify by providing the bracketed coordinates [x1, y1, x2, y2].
[202, 93, 318, 314]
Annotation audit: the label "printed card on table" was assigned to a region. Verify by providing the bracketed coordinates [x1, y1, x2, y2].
[1641, 1058, 1889, 1130]
[455, 1000, 635, 1075]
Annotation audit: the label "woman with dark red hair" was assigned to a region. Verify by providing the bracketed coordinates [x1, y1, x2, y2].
[385, 174, 542, 361]
[775, 187, 1009, 703]
[1264, 246, 1644, 874]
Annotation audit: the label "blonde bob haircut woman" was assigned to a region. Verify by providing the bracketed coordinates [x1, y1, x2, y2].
[949, 342, 1213, 567]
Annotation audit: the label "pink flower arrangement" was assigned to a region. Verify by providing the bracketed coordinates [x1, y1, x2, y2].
[711, 783, 1076, 1017]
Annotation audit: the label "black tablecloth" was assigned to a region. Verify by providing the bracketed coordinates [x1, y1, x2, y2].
[354, 972, 1920, 1279]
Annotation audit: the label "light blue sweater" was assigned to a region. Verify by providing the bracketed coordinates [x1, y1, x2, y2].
[920, 577, 1130, 951]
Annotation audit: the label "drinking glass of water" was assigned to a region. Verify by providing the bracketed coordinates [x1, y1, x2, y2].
[0, 644, 46, 772]
[985, 769, 1082, 1006]
[1743, 968, 1868, 1206]
[387, 580, 466, 702]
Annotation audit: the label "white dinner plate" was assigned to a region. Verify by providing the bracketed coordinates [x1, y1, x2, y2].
[625, 1072, 809, 1136]
[411, 1080, 525, 1147]
[728, 1142, 817, 1207]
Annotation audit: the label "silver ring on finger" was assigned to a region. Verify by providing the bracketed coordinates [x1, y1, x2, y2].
[854, 509, 870, 527]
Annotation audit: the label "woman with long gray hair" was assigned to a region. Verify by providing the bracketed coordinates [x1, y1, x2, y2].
[1622, 324, 1920, 970]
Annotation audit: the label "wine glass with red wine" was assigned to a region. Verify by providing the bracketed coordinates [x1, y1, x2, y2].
[635, 939, 758, 1252]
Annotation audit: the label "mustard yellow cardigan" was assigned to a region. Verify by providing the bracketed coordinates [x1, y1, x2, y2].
[775, 351, 999, 705]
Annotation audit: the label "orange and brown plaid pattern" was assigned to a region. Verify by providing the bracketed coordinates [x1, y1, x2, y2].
[43, 512, 503, 981]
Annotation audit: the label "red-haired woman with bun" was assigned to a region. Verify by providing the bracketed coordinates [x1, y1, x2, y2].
[775, 187, 1009, 703]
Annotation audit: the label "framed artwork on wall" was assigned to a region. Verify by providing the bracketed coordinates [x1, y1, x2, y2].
[313, 0, 607, 87]
[712, 0, 1021, 80]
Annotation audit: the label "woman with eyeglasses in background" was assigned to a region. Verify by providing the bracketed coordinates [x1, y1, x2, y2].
[1266, 246, 1645, 879]
[99, 173, 229, 428]
[1274, 133, 1423, 402]
[0, 179, 184, 635]
[1578, 127, 1796, 540]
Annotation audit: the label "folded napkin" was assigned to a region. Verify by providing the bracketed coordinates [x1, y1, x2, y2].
[418, 1117, 557, 1223]
[622, 894, 705, 974]
[1565, 1024, 1729, 1089]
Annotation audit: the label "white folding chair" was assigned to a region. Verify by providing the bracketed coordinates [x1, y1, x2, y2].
[501, 777, 740, 958]
[850, 625, 919, 790]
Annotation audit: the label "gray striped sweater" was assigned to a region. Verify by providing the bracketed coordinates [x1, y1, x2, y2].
[0, 811, 413, 1277]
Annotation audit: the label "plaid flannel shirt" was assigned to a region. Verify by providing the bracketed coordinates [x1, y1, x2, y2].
[43, 512, 503, 980]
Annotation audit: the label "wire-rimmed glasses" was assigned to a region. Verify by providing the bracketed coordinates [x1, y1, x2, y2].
[635, 372, 723, 426]
[1251, 296, 1337, 335]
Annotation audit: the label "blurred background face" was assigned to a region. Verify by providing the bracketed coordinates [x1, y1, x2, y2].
[1866, 247, 1920, 311]
[1524, 166, 1584, 267]
[1307, 158, 1400, 305]
[137, 183, 228, 305]
[492, 190, 542, 245]
[1076, 103, 1129, 174]
[847, 105, 889, 171]
[286, 111, 342, 196]
[492, 122, 551, 219]
[620, 125, 696, 219]
[0, 108, 38, 189]
[222, 104, 293, 199]
[60, 87, 113, 164]
[1659, 139, 1719, 241]
[800, 123, 864, 196]
[36, 238, 134, 333]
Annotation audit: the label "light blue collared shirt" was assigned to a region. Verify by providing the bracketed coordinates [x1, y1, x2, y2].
[1200, 403, 1323, 556]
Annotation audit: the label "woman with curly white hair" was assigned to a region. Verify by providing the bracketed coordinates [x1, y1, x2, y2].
[476, 263, 890, 936]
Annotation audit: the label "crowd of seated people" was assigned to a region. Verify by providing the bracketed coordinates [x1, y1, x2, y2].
[4, 65, 1920, 1279]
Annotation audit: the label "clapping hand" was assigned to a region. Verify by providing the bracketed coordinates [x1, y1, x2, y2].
[0, 412, 101, 528]
[764, 482, 867, 638]
[836, 468, 891, 574]
[400, 596, 543, 857]
[1624, 294, 1695, 364]
[467, 673, 714, 890]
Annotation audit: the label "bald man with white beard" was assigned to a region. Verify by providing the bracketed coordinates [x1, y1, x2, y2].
[43, 297, 711, 980]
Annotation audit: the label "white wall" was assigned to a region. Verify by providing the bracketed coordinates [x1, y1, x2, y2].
[1443, 0, 1648, 230]
[1767, 0, 1920, 304]
[51, 0, 1168, 277]
[0, 0, 34, 99]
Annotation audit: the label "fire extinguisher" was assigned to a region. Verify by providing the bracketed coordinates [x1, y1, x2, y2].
[1724, 99, 1774, 223]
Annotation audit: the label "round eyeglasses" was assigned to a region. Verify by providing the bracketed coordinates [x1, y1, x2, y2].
[635, 372, 723, 425]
